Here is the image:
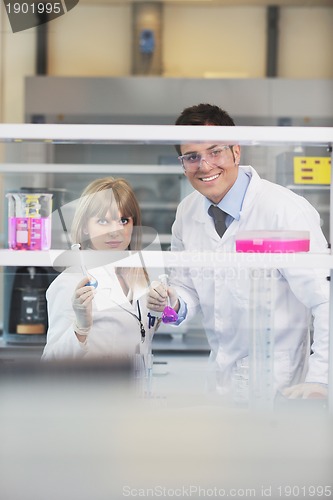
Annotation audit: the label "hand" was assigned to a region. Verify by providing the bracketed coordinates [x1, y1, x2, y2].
[282, 383, 328, 400]
[146, 280, 179, 313]
[71, 277, 95, 335]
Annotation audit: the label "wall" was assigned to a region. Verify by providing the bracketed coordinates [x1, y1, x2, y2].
[48, 4, 132, 76]
[279, 7, 333, 77]
[0, 5, 36, 124]
[24, 76, 333, 123]
[163, 6, 266, 78]
[0, 3, 332, 123]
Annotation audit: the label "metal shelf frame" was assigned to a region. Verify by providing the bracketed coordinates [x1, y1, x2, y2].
[0, 123, 332, 145]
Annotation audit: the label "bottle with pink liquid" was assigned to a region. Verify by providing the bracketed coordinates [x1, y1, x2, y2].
[6, 192, 53, 250]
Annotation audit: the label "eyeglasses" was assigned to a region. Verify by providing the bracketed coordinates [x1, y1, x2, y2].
[178, 146, 231, 172]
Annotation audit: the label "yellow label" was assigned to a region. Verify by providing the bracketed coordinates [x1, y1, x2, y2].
[294, 157, 331, 185]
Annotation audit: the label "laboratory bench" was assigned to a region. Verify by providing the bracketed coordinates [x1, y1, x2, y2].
[0, 337, 327, 413]
[0, 332, 210, 361]
[0, 326, 330, 500]
[0, 336, 43, 362]
[0, 341, 331, 500]
[0, 332, 209, 387]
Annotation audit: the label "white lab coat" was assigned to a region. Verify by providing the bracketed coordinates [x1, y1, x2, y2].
[171, 166, 329, 392]
[42, 263, 154, 362]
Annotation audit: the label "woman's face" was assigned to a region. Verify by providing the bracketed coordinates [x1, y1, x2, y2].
[85, 209, 133, 251]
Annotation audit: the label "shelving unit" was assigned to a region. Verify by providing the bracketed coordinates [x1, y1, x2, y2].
[275, 150, 331, 241]
[0, 163, 184, 248]
[287, 185, 330, 238]
[1, 249, 333, 269]
[0, 162, 187, 346]
[0, 123, 332, 411]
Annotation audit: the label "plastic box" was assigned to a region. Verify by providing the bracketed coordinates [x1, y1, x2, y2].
[235, 230, 310, 253]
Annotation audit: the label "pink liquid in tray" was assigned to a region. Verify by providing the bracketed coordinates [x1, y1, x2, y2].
[235, 238, 310, 253]
[8, 217, 52, 250]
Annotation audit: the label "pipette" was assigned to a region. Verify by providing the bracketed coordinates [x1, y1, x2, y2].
[159, 274, 178, 324]
[71, 243, 98, 288]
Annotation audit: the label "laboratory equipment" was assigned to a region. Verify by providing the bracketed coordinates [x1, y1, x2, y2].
[235, 230, 310, 253]
[236, 230, 310, 411]
[6, 191, 53, 250]
[6, 192, 52, 250]
[3, 266, 58, 345]
[276, 150, 330, 242]
[159, 274, 179, 324]
[134, 351, 154, 399]
[71, 243, 98, 288]
[248, 266, 275, 411]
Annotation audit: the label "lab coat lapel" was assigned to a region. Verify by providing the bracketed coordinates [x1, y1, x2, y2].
[216, 167, 258, 245]
[91, 265, 137, 314]
[193, 197, 222, 243]
[197, 204, 234, 245]
[238, 166, 261, 213]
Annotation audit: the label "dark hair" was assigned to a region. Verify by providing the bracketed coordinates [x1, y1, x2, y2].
[175, 103, 235, 154]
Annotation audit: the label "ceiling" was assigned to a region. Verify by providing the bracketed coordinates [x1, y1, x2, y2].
[79, 0, 333, 6]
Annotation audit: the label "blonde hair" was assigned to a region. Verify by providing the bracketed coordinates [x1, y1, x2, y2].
[71, 177, 148, 288]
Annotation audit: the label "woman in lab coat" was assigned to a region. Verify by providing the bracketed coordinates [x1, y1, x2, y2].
[147, 103, 329, 399]
[42, 177, 158, 362]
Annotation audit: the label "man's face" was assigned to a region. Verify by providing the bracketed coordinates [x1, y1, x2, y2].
[179, 142, 241, 204]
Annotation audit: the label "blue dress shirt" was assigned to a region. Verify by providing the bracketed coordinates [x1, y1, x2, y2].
[204, 167, 251, 226]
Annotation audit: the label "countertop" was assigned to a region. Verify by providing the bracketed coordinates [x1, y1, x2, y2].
[0, 348, 331, 500]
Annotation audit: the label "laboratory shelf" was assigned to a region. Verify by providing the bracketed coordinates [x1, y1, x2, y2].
[0, 250, 55, 267]
[0, 338, 43, 362]
[1, 123, 333, 145]
[0, 249, 332, 270]
[139, 202, 179, 210]
[152, 332, 210, 353]
[287, 184, 330, 191]
[0, 163, 182, 175]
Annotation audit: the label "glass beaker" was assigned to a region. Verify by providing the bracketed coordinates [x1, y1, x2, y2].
[6, 192, 53, 250]
[248, 267, 275, 412]
[235, 230, 310, 412]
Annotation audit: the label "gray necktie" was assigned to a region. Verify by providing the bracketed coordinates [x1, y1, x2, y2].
[208, 204, 227, 238]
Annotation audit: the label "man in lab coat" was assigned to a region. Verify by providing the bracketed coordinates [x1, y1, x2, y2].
[147, 103, 329, 400]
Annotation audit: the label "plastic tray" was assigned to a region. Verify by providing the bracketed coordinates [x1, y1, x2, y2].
[235, 230, 310, 253]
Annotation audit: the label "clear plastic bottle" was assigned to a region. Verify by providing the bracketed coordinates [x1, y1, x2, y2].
[7, 192, 53, 250]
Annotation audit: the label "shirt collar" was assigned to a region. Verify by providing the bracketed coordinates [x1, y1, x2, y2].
[205, 167, 251, 221]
